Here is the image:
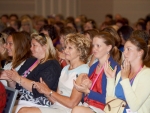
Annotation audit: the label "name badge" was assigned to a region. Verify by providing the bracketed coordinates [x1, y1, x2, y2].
[126, 109, 137, 113]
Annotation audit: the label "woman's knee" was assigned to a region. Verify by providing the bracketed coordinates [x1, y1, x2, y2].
[18, 107, 41, 113]
[72, 106, 82, 113]
[17, 107, 27, 113]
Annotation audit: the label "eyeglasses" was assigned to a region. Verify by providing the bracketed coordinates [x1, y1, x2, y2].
[0, 33, 5, 43]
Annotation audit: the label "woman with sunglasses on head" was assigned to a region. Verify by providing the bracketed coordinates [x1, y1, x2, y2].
[104, 36, 150, 113]
[1, 33, 61, 113]
[72, 31, 121, 113]
[17, 33, 91, 113]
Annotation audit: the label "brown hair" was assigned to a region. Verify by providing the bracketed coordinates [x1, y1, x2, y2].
[11, 32, 31, 68]
[127, 36, 150, 67]
[65, 33, 91, 63]
[60, 26, 76, 36]
[84, 29, 99, 40]
[102, 27, 121, 47]
[96, 31, 121, 64]
[131, 30, 150, 45]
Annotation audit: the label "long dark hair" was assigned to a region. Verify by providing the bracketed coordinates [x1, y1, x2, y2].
[11, 32, 31, 68]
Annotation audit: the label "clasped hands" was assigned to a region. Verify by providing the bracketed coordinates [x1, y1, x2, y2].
[0, 69, 20, 82]
[73, 73, 92, 95]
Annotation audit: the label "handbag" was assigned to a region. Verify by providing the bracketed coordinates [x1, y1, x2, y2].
[104, 97, 127, 113]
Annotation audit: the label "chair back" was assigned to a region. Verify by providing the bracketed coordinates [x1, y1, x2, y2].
[2, 86, 18, 113]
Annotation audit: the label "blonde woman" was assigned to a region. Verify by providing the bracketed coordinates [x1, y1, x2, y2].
[18, 33, 91, 113]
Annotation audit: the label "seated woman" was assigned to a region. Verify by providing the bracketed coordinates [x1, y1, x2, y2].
[72, 31, 121, 113]
[18, 33, 91, 113]
[104, 36, 150, 113]
[0, 32, 31, 86]
[2, 33, 62, 113]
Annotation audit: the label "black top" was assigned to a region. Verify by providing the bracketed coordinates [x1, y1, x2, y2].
[16, 57, 62, 106]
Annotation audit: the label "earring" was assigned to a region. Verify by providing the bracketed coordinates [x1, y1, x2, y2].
[107, 52, 110, 54]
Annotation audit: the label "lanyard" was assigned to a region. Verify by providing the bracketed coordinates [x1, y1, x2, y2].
[130, 66, 142, 85]
[22, 60, 38, 77]
[90, 64, 113, 90]
[90, 66, 104, 90]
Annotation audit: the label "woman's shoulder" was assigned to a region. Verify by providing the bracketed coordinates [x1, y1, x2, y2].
[73, 64, 89, 74]
[78, 64, 89, 70]
[42, 59, 60, 66]
[89, 61, 99, 71]
[140, 66, 150, 76]
[39, 59, 62, 70]
[18, 57, 37, 74]
[62, 64, 89, 72]
[25, 57, 37, 63]
[21, 57, 37, 69]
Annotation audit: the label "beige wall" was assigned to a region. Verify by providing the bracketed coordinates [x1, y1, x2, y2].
[113, 0, 150, 24]
[0, 0, 150, 25]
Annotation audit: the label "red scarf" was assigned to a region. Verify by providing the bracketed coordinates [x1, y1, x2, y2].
[89, 69, 104, 93]
[84, 68, 105, 110]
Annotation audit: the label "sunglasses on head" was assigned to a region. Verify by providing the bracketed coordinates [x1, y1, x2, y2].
[39, 33, 46, 40]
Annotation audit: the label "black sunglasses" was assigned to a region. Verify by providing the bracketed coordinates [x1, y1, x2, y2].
[39, 33, 46, 40]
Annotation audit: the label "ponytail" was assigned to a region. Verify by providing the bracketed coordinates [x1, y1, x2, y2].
[111, 46, 122, 65]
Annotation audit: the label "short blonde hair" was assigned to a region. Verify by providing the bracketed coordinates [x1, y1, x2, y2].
[65, 33, 91, 63]
[31, 33, 56, 63]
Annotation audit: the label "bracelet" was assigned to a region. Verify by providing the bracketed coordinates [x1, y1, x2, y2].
[48, 90, 53, 97]
[85, 90, 90, 96]
[31, 81, 35, 88]
[18, 76, 22, 86]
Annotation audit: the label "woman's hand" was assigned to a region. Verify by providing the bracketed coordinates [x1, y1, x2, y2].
[34, 77, 51, 96]
[104, 60, 117, 78]
[82, 78, 92, 89]
[74, 73, 92, 94]
[121, 59, 131, 80]
[5, 69, 20, 82]
[0, 70, 10, 80]
[73, 80, 90, 95]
